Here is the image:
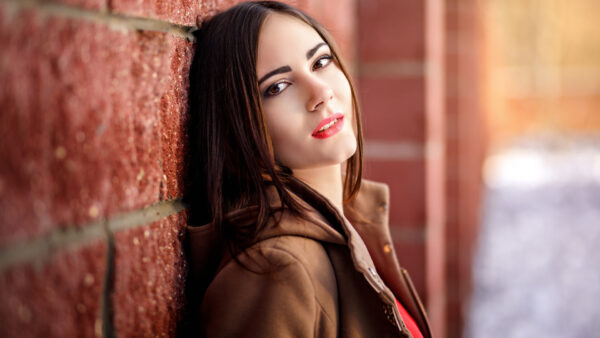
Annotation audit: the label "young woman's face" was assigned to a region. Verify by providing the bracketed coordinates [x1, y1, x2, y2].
[256, 13, 357, 171]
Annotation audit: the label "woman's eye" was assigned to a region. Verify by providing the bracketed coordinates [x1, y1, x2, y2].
[312, 55, 333, 71]
[264, 82, 290, 97]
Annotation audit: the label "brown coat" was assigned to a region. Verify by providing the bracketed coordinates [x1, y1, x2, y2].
[185, 180, 432, 338]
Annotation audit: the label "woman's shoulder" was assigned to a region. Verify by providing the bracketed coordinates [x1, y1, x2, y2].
[200, 234, 339, 337]
[225, 234, 333, 277]
[203, 234, 337, 307]
[202, 235, 339, 326]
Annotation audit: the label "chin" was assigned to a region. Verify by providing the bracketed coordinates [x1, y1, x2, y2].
[280, 139, 358, 170]
[327, 143, 357, 165]
[340, 139, 358, 160]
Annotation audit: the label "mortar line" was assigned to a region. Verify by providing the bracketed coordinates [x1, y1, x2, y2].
[0, 200, 187, 272]
[0, 0, 197, 41]
[390, 225, 427, 243]
[358, 60, 426, 78]
[363, 139, 425, 160]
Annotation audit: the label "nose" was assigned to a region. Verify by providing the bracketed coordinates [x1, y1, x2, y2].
[305, 77, 334, 112]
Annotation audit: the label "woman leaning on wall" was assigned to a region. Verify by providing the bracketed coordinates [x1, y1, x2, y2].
[182, 2, 432, 337]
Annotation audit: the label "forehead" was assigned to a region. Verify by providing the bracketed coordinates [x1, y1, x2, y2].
[256, 13, 325, 71]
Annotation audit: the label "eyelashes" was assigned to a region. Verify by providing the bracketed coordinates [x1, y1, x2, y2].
[264, 81, 291, 96]
[312, 54, 333, 71]
[262, 53, 334, 98]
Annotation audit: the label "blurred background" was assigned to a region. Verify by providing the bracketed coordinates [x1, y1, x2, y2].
[467, 1, 600, 338]
[0, 0, 598, 337]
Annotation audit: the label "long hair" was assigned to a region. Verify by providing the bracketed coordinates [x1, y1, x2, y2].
[185, 1, 364, 255]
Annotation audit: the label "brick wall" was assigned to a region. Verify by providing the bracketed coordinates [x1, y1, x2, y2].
[0, 0, 355, 336]
[357, 1, 486, 337]
[0, 0, 196, 335]
[358, 0, 429, 302]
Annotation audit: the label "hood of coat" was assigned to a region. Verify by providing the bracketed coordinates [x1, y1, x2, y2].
[185, 179, 390, 296]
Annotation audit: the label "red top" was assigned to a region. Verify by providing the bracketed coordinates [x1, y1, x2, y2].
[395, 298, 424, 338]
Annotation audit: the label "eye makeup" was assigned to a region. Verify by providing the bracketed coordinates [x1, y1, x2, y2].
[259, 42, 334, 98]
[261, 53, 333, 98]
[258, 42, 329, 85]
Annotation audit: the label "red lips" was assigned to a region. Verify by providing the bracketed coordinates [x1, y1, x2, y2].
[311, 112, 344, 139]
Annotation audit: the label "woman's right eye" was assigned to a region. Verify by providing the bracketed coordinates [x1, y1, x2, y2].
[264, 82, 290, 97]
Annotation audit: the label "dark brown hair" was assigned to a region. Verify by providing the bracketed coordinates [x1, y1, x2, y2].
[185, 1, 364, 255]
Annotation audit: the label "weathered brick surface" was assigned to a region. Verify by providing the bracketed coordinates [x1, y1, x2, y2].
[112, 213, 186, 337]
[109, 0, 349, 27]
[364, 159, 425, 226]
[0, 241, 106, 338]
[109, 0, 243, 26]
[0, 7, 188, 245]
[45, 0, 106, 11]
[359, 76, 425, 142]
[358, 0, 425, 61]
[158, 39, 194, 200]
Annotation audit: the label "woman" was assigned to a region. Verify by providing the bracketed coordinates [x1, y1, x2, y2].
[183, 2, 431, 337]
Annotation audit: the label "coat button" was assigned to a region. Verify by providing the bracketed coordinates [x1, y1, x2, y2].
[383, 243, 392, 253]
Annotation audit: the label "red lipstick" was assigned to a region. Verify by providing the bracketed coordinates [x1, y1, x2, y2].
[311, 113, 344, 139]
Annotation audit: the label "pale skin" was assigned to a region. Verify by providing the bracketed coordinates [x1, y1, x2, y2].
[256, 13, 357, 214]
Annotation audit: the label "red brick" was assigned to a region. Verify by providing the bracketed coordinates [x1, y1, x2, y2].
[0, 241, 106, 337]
[364, 159, 425, 226]
[358, 0, 425, 61]
[112, 213, 187, 337]
[0, 9, 184, 245]
[359, 76, 425, 142]
[393, 241, 426, 300]
[109, 0, 195, 26]
[158, 39, 193, 200]
[109, 0, 245, 26]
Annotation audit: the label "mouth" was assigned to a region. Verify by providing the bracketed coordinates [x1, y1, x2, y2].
[311, 113, 344, 139]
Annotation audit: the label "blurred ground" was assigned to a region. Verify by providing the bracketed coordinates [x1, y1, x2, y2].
[465, 134, 600, 338]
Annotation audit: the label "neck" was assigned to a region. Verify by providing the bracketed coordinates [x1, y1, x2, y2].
[292, 164, 344, 214]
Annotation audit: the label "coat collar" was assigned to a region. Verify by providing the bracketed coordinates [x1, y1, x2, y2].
[185, 179, 390, 287]
[187, 179, 390, 247]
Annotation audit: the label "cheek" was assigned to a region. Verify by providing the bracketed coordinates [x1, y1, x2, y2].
[263, 107, 302, 158]
[334, 74, 355, 130]
[331, 71, 352, 108]
[265, 113, 286, 143]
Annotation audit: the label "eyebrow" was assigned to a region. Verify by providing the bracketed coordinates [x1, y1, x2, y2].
[258, 66, 292, 86]
[306, 42, 327, 59]
[257, 42, 329, 86]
